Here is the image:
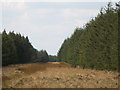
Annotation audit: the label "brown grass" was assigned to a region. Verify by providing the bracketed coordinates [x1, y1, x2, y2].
[2, 62, 119, 88]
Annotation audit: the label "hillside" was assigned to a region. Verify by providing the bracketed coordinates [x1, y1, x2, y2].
[2, 62, 119, 88]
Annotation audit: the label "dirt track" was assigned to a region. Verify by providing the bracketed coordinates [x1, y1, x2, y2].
[2, 62, 119, 88]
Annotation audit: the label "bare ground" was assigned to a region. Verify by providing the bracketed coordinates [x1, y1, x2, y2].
[2, 62, 119, 88]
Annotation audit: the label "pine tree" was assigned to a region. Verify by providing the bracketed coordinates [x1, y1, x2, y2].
[58, 2, 119, 71]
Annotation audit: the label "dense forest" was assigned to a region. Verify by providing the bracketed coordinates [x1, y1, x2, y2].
[2, 30, 50, 66]
[58, 3, 119, 71]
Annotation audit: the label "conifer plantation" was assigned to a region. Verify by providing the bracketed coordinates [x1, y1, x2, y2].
[2, 30, 49, 66]
[58, 3, 119, 71]
[2, 2, 119, 88]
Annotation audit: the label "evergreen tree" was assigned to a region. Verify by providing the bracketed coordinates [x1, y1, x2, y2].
[36, 50, 49, 62]
[2, 30, 17, 66]
[2, 30, 40, 66]
[58, 2, 119, 71]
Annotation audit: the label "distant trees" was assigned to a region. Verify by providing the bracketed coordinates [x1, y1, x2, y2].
[2, 30, 49, 66]
[35, 50, 49, 62]
[58, 2, 119, 71]
[49, 55, 59, 62]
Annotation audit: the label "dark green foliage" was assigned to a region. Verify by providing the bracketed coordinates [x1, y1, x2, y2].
[58, 2, 119, 71]
[116, 2, 120, 72]
[35, 50, 49, 62]
[2, 30, 18, 66]
[2, 30, 49, 66]
[8, 31, 37, 63]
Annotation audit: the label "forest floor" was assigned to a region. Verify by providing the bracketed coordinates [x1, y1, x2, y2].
[2, 62, 120, 88]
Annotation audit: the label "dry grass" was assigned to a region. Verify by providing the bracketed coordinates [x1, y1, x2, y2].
[2, 62, 119, 88]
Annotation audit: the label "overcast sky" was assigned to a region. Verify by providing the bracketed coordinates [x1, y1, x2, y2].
[2, 2, 111, 55]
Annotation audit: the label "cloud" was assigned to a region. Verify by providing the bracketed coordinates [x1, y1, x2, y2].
[2, 2, 28, 11]
[1, 0, 119, 2]
[0, 3, 2, 28]
[73, 19, 88, 28]
[2, 3, 101, 55]
[60, 9, 99, 20]
[29, 8, 54, 20]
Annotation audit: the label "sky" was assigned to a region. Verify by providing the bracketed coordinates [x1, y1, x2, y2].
[1, 1, 116, 55]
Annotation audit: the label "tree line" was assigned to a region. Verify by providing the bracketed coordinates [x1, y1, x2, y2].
[58, 2, 119, 71]
[2, 30, 50, 66]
